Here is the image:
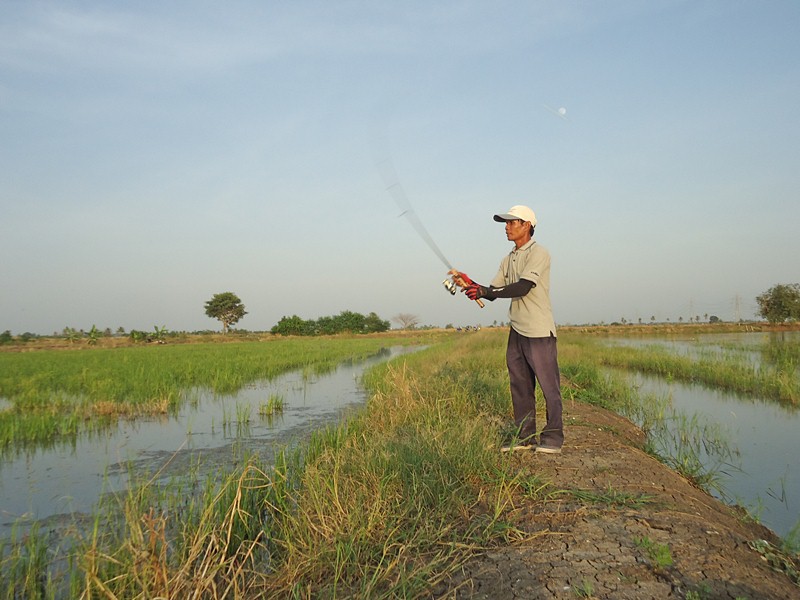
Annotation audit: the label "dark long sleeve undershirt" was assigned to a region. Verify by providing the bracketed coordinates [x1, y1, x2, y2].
[483, 278, 534, 300]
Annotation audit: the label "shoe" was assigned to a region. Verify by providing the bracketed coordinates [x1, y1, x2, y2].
[535, 445, 562, 454]
[500, 439, 537, 453]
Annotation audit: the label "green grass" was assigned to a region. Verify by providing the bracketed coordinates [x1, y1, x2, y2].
[574, 578, 595, 598]
[635, 535, 674, 568]
[0, 335, 426, 453]
[568, 333, 799, 404]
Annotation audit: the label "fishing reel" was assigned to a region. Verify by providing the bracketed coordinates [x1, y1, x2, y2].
[443, 270, 485, 308]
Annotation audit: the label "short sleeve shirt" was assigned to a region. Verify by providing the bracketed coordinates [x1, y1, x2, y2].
[490, 239, 557, 338]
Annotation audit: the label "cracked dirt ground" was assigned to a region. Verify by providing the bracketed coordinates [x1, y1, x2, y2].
[431, 400, 800, 599]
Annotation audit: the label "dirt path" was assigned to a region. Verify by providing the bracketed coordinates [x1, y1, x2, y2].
[431, 399, 800, 599]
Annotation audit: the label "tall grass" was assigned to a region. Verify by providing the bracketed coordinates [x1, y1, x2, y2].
[254, 338, 541, 597]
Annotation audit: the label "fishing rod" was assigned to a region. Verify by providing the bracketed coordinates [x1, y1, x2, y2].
[374, 151, 484, 308]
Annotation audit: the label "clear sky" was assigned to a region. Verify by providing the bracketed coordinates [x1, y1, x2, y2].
[2, 1, 798, 335]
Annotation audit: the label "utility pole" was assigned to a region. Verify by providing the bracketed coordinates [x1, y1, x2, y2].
[733, 294, 742, 322]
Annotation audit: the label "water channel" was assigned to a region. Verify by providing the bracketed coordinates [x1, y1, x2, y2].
[0, 346, 419, 540]
[605, 331, 799, 539]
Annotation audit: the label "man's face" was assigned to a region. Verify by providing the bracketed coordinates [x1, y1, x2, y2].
[504, 219, 530, 245]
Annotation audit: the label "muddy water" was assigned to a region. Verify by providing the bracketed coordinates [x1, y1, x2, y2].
[607, 332, 799, 538]
[0, 346, 418, 539]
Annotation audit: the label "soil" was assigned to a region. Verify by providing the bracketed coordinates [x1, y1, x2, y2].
[431, 399, 800, 600]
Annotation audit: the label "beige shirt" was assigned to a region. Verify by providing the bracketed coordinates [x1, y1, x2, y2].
[491, 239, 557, 338]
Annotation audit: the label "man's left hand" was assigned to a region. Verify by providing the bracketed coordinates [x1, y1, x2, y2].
[464, 284, 488, 300]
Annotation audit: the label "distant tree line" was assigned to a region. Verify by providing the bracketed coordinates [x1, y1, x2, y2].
[271, 311, 390, 336]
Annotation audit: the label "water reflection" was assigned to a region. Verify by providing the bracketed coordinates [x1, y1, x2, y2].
[0, 346, 418, 538]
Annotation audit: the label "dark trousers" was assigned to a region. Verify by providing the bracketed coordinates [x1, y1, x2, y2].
[506, 328, 564, 447]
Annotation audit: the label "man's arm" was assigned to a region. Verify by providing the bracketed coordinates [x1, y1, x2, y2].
[466, 279, 534, 301]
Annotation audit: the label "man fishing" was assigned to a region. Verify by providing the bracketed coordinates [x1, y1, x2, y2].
[456, 205, 564, 454]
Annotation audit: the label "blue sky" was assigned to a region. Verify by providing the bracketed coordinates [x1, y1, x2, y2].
[2, 1, 798, 334]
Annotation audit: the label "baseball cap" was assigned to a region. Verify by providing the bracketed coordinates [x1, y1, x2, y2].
[493, 205, 537, 226]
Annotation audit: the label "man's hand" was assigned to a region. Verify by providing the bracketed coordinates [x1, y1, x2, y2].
[464, 284, 489, 301]
[450, 270, 474, 286]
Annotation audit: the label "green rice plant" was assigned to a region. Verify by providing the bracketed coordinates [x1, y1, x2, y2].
[573, 334, 799, 404]
[0, 522, 53, 600]
[762, 336, 800, 373]
[234, 402, 252, 437]
[258, 393, 285, 417]
[644, 411, 737, 495]
[235, 401, 251, 424]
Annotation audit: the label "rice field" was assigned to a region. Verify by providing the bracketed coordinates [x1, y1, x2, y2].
[1, 326, 798, 598]
[0, 335, 431, 453]
[565, 330, 800, 405]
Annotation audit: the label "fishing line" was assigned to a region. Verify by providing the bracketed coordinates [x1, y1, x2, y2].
[371, 136, 484, 308]
[372, 144, 454, 271]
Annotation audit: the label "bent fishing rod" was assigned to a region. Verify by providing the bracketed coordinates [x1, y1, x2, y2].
[374, 153, 483, 308]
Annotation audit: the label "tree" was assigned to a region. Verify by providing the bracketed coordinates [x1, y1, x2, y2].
[756, 283, 800, 323]
[364, 312, 390, 333]
[271, 315, 311, 336]
[152, 325, 169, 341]
[205, 292, 247, 334]
[87, 325, 101, 346]
[63, 327, 81, 343]
[392, 313, 420, 330]
[271, 311, 390, 336]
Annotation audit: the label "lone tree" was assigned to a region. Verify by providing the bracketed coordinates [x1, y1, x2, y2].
[205, 292, 247, 334]
[756, 283, 800, 323]
[392, 313, 420, 330]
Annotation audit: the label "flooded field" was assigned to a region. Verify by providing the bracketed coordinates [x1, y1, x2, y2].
[604, 331, 800, 538]
[0, 346, 418, 539]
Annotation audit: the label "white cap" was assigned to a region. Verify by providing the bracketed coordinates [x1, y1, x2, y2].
[493, 205, 537, 226]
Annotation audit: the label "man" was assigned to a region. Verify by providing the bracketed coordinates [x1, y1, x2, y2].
[457, 205, 563, 454]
